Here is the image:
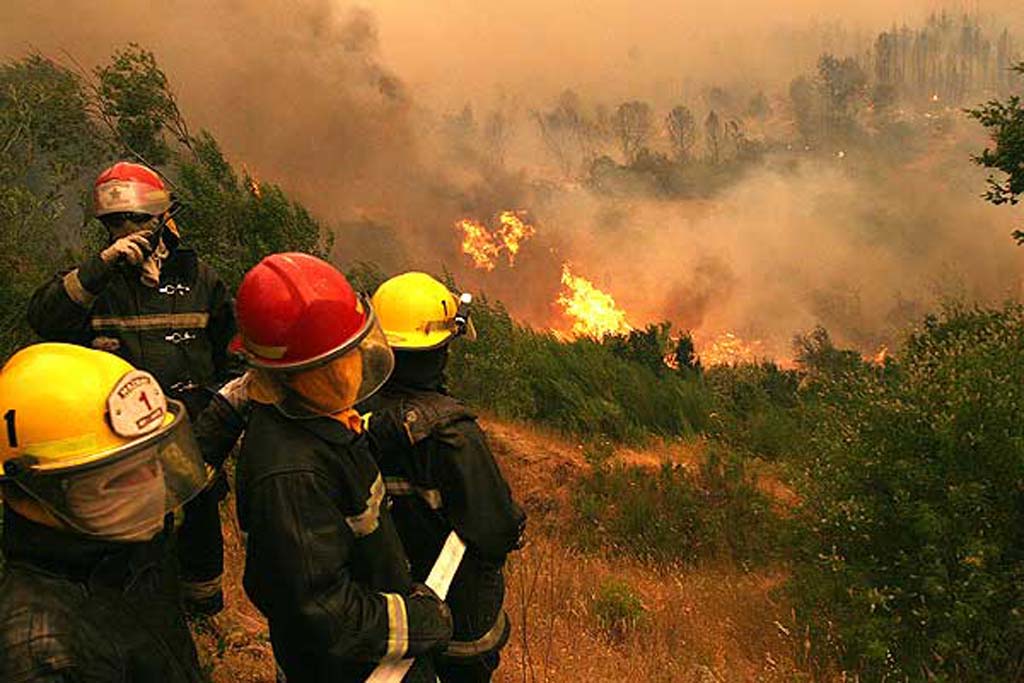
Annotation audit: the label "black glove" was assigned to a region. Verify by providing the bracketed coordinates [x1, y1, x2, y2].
[404, 582, 453, 656]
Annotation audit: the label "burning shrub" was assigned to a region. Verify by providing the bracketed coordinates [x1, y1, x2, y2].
[791, 303, 1024, 681]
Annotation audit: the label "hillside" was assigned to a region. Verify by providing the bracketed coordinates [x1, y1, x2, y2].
[193, 416, 805, 682]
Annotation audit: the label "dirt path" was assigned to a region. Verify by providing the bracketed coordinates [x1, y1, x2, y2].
[194, 417, 807, 682]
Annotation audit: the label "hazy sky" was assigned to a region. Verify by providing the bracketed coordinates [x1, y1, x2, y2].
[5, 1, 1024, 111]
[369, 0, 1024, 106]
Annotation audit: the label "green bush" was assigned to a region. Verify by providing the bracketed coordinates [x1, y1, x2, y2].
[705, 362, 803, 460]
[791, 303, 1024, 681]
[592, 578, 645, 641]
[572, 445, 779, 565]
[448, 296, 710, 442]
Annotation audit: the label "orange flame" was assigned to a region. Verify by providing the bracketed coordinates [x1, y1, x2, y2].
[242, 164, 262, 199]
[699, 332, 765, 366]
[457, 218, 500, 270]
[868, 344, 889, 366]
[556, 263, 632, 340]
[456, 211, 535, 270]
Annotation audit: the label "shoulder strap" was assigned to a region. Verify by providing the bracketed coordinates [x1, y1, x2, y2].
[399, 392, 475, 445]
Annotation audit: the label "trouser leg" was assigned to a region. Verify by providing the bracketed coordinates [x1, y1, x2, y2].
[177, 476, 225, 615]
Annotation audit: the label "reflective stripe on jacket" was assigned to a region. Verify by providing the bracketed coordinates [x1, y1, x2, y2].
[363, 387, 526, 659]
[27, 246, 235, 393]
[236, 404, 448, 683]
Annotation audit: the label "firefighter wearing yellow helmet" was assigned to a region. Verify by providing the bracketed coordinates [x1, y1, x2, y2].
[0, 343, 224, 682]
[363, 272, 526, 683]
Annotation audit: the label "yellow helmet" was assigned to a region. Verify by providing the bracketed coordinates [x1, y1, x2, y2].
[372, 272, 477, 351]
[0, 343, 208, 541]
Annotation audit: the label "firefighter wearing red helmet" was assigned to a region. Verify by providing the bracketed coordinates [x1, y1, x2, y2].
[232, 253, 452, 683]
[26, 161, 238, 616]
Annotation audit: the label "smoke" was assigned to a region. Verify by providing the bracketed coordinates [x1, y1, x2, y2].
[3, 0, 1023, 358]
[506, 122, 1024, 357]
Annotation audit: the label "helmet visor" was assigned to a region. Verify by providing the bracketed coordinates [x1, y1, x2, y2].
[253, 313, 394, 419]
[10, 400, 209, 542]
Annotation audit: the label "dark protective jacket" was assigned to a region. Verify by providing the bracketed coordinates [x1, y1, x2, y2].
[0, 509, 204, 683]
[235, 404, 452, 683]
[26, 243, 235, 401]
[363, 386, 526, 678]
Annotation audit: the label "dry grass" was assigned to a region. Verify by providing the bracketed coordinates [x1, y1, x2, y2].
[192, 416, 813, 682]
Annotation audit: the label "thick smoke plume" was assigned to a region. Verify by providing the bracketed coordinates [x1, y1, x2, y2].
[3, 0, 1023, 359]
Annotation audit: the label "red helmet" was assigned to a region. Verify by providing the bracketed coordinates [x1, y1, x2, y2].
[94, 162, 172, 217]
[231, 253, 393, 417]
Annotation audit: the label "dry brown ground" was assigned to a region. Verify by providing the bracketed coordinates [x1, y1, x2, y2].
[192, 416, 810, 682]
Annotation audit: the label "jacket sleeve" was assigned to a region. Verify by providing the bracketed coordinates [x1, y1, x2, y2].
[26, 256, 115, 343]
[190, 393, 246, 470]
[433, 420, 526, 563]
[204, 271, 237, 382]
[242, 471, 449, 663]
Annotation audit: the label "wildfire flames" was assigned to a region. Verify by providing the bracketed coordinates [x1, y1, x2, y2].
[698, 332, 765, 366]
[557, 263, 632, 340]
[868, 344, 889, 366]
[456, 210, 535, 271]
[242, 164, 262, 199]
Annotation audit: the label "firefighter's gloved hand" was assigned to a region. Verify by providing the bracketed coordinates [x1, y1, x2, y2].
[217, 373, 252, 415]
[100, 233, 152, 266]
[404, 582, 453, 655]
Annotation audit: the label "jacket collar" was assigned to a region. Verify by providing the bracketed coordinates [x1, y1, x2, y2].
[258, 403, 361, 447]
[1, 504, 167, 586]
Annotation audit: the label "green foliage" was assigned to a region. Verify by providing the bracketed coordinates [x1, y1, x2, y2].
[94, 44, 190, 165]
[175, 132, 328, 289]
[705, 362, 802, 460]
[573, 445, 778, 565]
[448, 297, 709, 442]
[0, 54, 103, 358]
[967, 62, 1024, 244]
[592, 578, 645, 641]
[791, 303, 1024, 681]
[603, 322, 673, 376]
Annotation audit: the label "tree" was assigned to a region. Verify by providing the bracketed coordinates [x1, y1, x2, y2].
[817, 53, 867, 139]
[745, 91, 771, 120]
[789, 76, 820, 143]
[483, 108, 512, 168]
[0, 54, 104, 356]
[611, 100, 652, 164]
[967, 62, 1024, 244]
[665, 105, 696, 162]
[704, 109, 722, 164]
[533, 89, 598, 177]
[93, 44, 193, 165]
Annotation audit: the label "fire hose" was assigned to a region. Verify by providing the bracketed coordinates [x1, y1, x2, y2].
[365, 531, 467, 683]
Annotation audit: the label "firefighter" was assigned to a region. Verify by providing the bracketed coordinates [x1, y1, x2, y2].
[26, 161, 236, 615]
[362, 272, 526, 683]
[232, 253, 452, 682]
[0, 343, 220, 682]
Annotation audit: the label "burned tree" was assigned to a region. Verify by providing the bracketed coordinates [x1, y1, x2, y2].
[665, 105, 697, 162]
[533, 89, 598, 177]
[612, 100, 652, 164]
[704, 109, 722, 164]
